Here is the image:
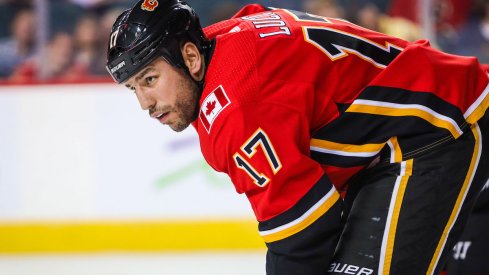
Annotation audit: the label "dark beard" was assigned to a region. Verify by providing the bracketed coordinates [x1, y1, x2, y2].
[170, 74, 201, 132]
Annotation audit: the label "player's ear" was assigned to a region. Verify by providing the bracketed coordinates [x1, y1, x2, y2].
[181, 42, 204, 81]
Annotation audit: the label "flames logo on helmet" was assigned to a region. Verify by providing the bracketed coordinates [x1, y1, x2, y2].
[141, 0, 158, 11]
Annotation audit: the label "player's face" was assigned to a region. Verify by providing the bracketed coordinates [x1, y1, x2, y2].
[124, 57, 200, 132]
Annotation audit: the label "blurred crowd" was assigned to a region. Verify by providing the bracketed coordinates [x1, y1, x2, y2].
[0, 0, 488, 83]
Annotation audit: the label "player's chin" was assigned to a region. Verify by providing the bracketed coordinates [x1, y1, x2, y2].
[169, 120, 191, 132]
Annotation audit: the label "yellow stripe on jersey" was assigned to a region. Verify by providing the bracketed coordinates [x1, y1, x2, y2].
[427, 124, 482, 274]
[387, 137, 403, 163]
[259, 187, 340, 243]
[464, 82, 489, 124]
[346, 100, 463, 138]
[310, 138, 385, 157]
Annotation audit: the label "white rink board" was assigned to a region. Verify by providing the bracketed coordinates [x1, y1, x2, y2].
[0, 252, 266, 275]
[0, 84, 253, 220]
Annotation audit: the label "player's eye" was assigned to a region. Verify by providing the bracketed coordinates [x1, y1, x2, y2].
[145, 76, 157, 85]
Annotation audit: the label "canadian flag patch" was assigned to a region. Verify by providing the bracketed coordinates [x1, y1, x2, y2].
[199, 85, 231, 133]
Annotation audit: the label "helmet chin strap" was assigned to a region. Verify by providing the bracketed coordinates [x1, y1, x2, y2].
[197, 39, 215, 93]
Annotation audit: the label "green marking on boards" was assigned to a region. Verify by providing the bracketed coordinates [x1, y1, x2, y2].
[155, 160, 229, 188]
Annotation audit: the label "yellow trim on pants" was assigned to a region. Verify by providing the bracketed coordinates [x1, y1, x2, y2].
[426, 124, 481, 274]
[381, 159, 413, 275]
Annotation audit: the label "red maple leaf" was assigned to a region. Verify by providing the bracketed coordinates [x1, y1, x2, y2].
[205, 100, 217, 116]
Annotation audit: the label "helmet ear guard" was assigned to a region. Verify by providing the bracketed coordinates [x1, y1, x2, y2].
[106, 0, 210, 84]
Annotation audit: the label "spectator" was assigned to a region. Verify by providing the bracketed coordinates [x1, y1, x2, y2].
[11, 32, 88, 82]
[355, 3, 422, 42]
[73, 14, 106, 75]
[208, 1, 241, 25]
[69, 0, 109, 8]
[68, 0, 114, 14]
[0, 8, 36, 77]
[449, 0, 489, 63]
[303, 0, 345, 19]
[388, 0, 471, 29]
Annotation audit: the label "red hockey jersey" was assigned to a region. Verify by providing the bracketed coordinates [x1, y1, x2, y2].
[195, 5, 489, 222]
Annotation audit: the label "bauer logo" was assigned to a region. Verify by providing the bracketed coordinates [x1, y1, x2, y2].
[110, 61, 125, 74]
[141, 0, 158, 11]
[328, 262, 373, 275]
[199, 85, 231, 133]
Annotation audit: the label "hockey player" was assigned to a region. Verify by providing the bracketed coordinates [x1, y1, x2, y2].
[106, 1, 489, 274]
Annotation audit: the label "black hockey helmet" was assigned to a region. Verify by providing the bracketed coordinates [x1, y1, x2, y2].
[106, 0, 210, 84]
